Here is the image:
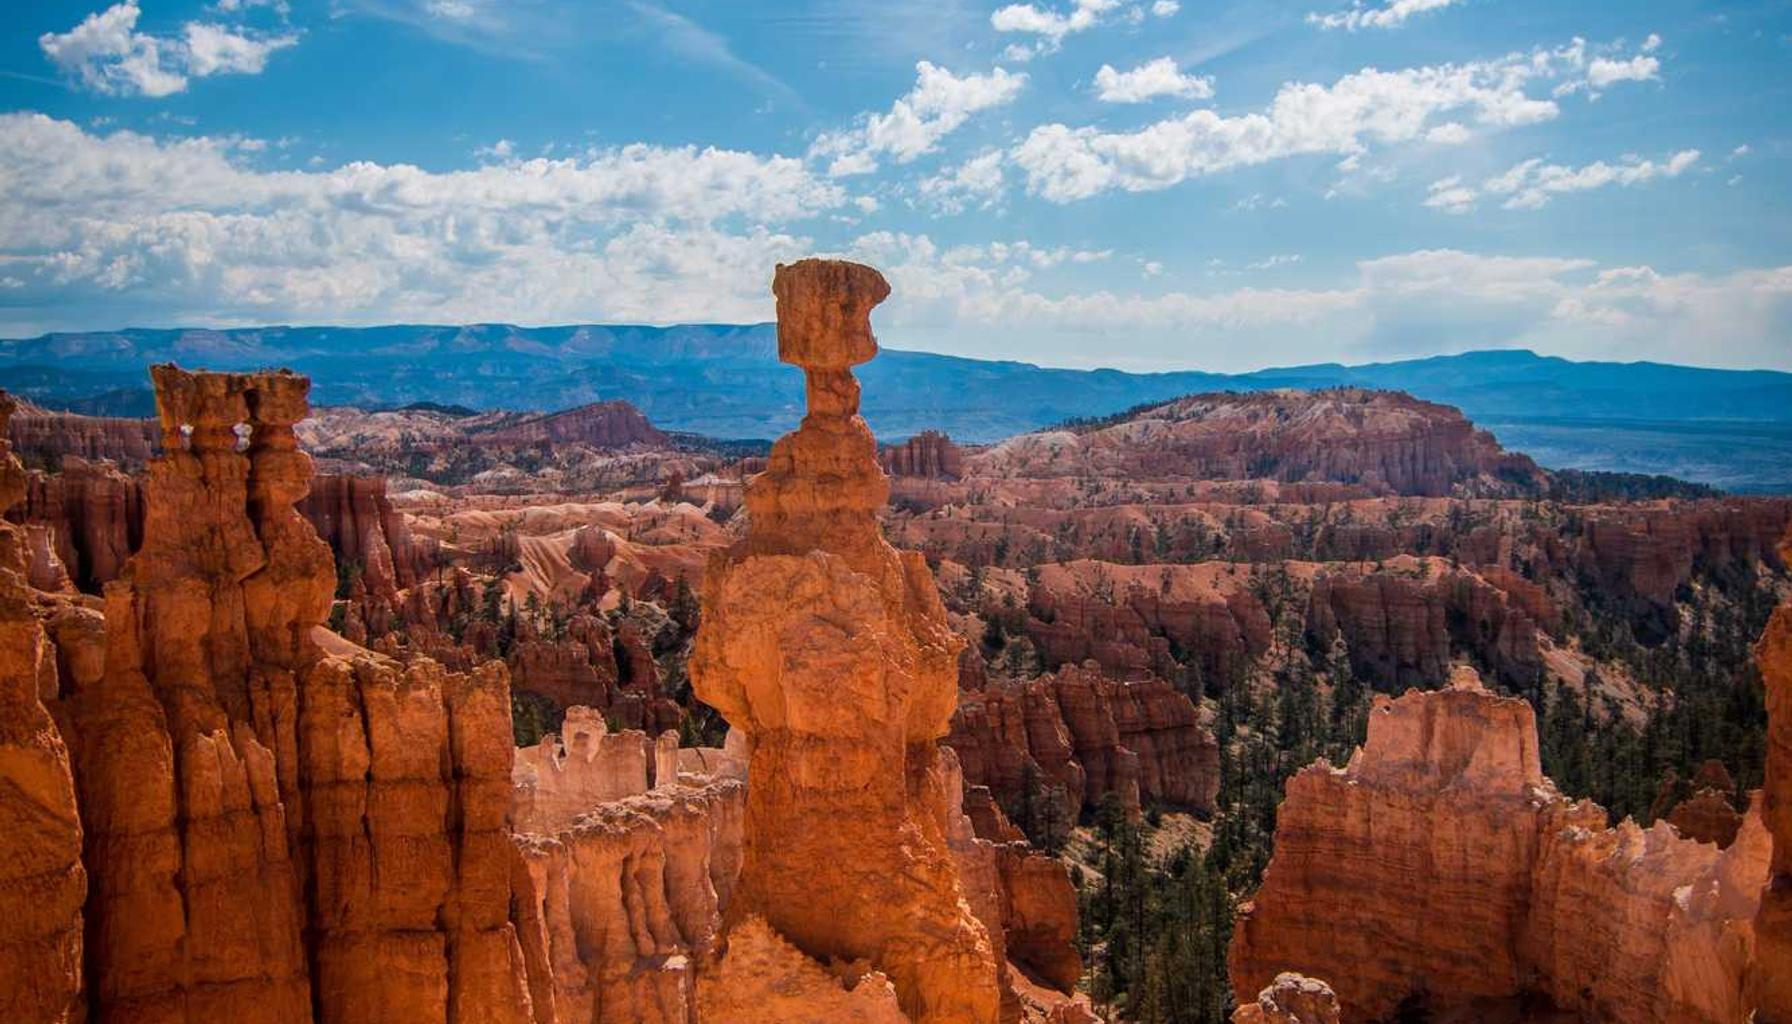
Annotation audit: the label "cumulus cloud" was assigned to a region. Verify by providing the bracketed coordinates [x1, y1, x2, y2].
[838, 239, 1792, 372]
[992, 0, 1146, 59]
[39, 1, 297, 97]
[1012, 38, 1658, 202]
[916, 149, 1007, 214]
[810, 62, 1027, 177]
[1308, 0, 1462, 32]
[1425, 149, 1700, 212]
[1151, 0, 1180, 15]
[1093, 58, 1214, 103]
[0, 113, 849, 331]
[1584, 54, 1660, 89]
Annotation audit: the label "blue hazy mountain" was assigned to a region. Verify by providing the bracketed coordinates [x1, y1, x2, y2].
[4, 324, 1789, 492]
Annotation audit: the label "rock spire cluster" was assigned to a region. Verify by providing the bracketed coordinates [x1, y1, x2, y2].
[690, 260, 1003, 1022]
[0, 367, 536, 1024]
[1231, 666, 1772, 1023]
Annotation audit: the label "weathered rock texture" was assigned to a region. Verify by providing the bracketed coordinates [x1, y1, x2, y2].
[9, 366, 538, 1024]
[12, 459, 144, 593]
[881, 431, 965, 479]
[511, 706, 669, 833]
[513, 778, 748, 1024]
[948, 661, 1218, 819]
[1757, 526, 1792, 1022]
[2, 396, 158, 469]
[1230, 974, 1340, 1024]
[1231, 669, 1768, 1023]
[689, 260, 1003, 1023]
[0, 393, 88, 1023]
[298, 472, 435, 598]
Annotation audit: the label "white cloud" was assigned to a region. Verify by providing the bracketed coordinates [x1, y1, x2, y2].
[917, 149, 1007, 213]
[990, 0, 1125, 58]
[0, 113, 855, 330]
[1422, 175, 1477, 213]
[39, 2, 296, 97]
[1426, 121, 1470, 144]
[810, 61, 1027, 177]
[1585, 54, 1660, 89]
[182, 21, 295, 76]
[851, 241, 1792, 372]
[1247, 254, 1303, 270]
[1428, 149, 1700, 211]
[1308, 0, 1461, 31]
[1093, 58, 1214, 103]
[1151, 0, 1180, 15]
[1013, 38, 1659, 202]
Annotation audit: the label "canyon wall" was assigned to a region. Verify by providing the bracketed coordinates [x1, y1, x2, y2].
[1230, 667, 1767, 1023]
[3, 367, 539, 1023]
[3, 397, 158, 469]
[0, 394, 88, 1023]
[948, 661, 1218, 819]
[1756, 526, 1792, 1021]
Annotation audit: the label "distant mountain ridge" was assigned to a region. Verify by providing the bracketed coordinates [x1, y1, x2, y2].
[3, 323, 1789, 491]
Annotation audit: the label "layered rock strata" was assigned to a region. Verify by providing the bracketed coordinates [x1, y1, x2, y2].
[689, 260, 1004, 1022]
[1757, 525, 1792, 1021]
[0, 393, 88, 1023]
[13, 459, 144, 593]
[9, 366, 538, 1023]
[948, 661, 1218, 818]
[1230, 668, 1768, 1023]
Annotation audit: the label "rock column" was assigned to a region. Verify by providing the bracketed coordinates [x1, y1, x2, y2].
[1758, 527, 1792, 1022]
[690, 259, 1002, 1023]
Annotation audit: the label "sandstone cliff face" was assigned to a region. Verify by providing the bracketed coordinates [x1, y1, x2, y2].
[1230, 669, 1767, 1023]
[13, 459, 144, 593]
[0, 394, 88, 1024]
[1757, 526, 1792, 1022]
[881, 431, 965, 479]
[689, 260, 1003, 1023]
[948, 661, 1218, 819]
[298, 472, 436, 598]
[2, 397, 158, 469]
[12, 366, 538, 1024]
[514, 778, 748, 1024]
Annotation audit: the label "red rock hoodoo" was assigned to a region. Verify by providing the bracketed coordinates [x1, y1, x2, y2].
[1, 367, 538, 1024]
[1756, 526, 1792, 1021]
[689, 259, 1004, 1022]
[1231, 667, 1769, 1023]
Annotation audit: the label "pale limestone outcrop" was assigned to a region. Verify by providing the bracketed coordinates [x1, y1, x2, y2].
[1231, 667, 1769, 1022]
[1230, 974, 1341, 1024]
[689, 260, 1003, 1022]
[512, 706, 652, 833]
[513, 779, 747, 1024]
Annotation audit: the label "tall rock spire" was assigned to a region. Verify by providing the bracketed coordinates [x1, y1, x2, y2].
[1756, 527, 1792, 1021]
[691, 259, 1001, 1023]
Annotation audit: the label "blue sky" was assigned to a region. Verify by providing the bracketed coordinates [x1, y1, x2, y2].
[1, 0, 1788, 371]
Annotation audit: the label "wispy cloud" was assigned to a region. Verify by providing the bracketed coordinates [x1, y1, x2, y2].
[1425, 149, 1701, 212]
[1307, 0, 1463, 32]
[624, 1, 801, 107]
[1013, 37, 1662, 202]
